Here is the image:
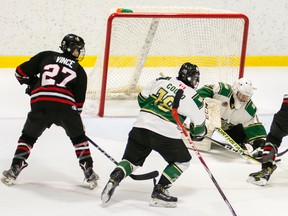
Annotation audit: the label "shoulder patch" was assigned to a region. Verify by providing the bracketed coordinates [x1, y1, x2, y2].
[218, 82, 233, 97]
[196, 85, 214, 98]
[245, 100, 257, 116]
[192, 93, 204, 109]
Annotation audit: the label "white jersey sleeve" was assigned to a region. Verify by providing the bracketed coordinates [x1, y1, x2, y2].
[178, 87, 205, 128]
[134, 77, 206, 138]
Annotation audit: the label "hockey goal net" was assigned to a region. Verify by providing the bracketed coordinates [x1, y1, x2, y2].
[85, 7, 249, 117]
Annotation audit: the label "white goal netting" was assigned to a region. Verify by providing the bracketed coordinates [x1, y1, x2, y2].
[84, 7, 249, 117]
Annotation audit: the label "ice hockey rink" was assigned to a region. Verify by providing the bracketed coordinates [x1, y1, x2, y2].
[1, 67, 288, 216]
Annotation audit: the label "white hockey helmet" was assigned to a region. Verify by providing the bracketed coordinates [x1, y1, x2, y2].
[232, 78, 256, 109]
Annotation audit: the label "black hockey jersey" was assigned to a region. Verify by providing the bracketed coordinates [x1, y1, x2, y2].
[15, 51, 87, 113]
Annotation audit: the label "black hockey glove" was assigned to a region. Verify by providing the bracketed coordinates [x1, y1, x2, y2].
[18, 75, 38, 85]
[25, 85, 32, 95]
[24, 76, 39, 96]
[252, 138, 266, 149]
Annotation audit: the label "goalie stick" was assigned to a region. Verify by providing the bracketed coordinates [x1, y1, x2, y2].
[205, 135, 282, 163]
[87, 137, 159, 181]
[209, 127, 276, 164]
[172, 89, 237, 216]
[204, 134, 261, 164]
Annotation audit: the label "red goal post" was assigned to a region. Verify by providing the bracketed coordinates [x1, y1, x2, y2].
[86, 7, 249, 117]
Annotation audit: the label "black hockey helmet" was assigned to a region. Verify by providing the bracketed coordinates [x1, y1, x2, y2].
[60, 34, 85, 61]
[177, 62, 200, 89]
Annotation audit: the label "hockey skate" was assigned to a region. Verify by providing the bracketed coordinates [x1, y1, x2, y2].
[83, 168, 99, 189]
[150, 184, 177, 208]
[101, 179, 120, 203]
[85, 169, 99, 189]
[81, 162, 99, 189]
[247, 164, 277, 186]
[101, 168, 124, 203]
[1, 161, 28, 186]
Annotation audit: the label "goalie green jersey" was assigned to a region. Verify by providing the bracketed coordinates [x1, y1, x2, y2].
[197, 82, 266, 143]
[133, 77, 206, 139]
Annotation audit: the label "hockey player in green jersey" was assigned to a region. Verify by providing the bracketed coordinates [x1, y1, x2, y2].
[196, 78, 267, 153]
[101, 62, 206, 207]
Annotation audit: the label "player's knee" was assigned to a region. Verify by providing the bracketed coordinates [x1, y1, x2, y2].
[19, 134, 37, 146]
[174, 161, 191, 172]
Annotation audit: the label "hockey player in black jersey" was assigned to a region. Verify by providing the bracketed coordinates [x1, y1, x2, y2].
[1, 34, 99, 189]
[247, 94, 288, 186]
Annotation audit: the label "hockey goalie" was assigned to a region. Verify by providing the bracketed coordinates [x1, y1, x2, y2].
[192, 78, 266, 157]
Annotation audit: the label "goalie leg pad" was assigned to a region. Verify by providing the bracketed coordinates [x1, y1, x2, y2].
[192, 138, 212, 151]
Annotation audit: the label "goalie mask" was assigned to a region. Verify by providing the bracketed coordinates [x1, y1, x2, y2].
[177, 62, 200, 89]
[232, 78, 256, 109]
[60, 34, 85, 61]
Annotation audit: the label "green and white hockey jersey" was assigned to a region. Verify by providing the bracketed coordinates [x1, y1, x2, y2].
[133, 77, 206, 139]
[197, 82, 266, 143]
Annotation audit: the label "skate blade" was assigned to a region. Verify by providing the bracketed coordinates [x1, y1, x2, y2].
[1, 176, 14, 186]
[247, 176, 267, 186]
[150, 198, 177, 208]
[101, 182, 114, 203]
[89, 180, 98, 190]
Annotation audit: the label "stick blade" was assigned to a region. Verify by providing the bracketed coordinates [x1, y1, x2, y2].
[130, 171, 159, 180]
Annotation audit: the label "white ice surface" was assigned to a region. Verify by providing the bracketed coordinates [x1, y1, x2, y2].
[1, 68, 288, 216]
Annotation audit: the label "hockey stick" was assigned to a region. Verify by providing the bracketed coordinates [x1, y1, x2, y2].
[87, 137, 159, 181]
[278, 148, 288, 157]
[211, 127, 276, 164]
[172, 89, 237, 216]
[206, 135, 282, 163]
[204, 135, 261, 164]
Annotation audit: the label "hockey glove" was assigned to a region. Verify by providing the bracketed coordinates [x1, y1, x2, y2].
[24, 76, 39, 95]
[190, 126, 207, 142]
[252, 138, 266, 149]
[25, 85, 32, 95]
[17, 75, 38, 85]
[245, 139, 266, 158]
